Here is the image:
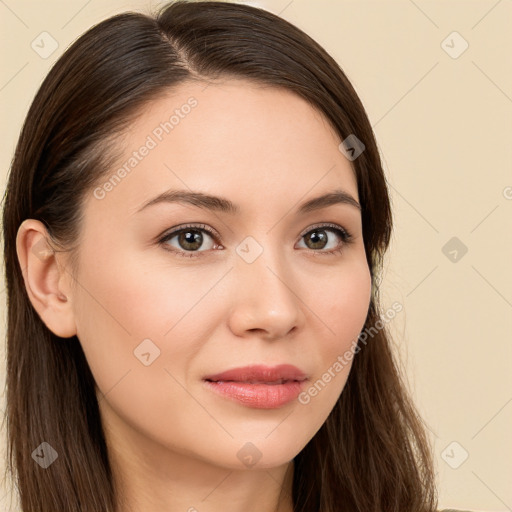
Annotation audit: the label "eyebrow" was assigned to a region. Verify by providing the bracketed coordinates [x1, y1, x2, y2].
[136, 188, 361, 215]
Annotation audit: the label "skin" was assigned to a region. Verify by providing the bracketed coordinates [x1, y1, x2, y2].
[17, 78, 372, 512]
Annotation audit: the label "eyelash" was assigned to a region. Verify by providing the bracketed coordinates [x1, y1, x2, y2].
[157, 222, 354, 259]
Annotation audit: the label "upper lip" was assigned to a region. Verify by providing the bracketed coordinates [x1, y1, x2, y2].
[204, 364, 308, 383]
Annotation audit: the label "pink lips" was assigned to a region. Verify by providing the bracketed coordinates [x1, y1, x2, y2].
[203, 364, 308, 409]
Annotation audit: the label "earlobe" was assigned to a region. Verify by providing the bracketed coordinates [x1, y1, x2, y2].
[16, 219, 77, 338]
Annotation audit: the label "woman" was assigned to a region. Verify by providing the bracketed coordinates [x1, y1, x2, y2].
[2, 1, 447, 511]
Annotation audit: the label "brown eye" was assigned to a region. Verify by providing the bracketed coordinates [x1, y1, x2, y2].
[159, 224, 218, 256]
[297, 224, 353, 255]
[303, 229, 329, 250]
[176, 229, 204, 251]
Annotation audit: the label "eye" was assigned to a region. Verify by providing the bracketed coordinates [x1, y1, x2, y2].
[157, 222, 354, 259]
[297, 223, 353, 256]
[158, 224, 222, 258]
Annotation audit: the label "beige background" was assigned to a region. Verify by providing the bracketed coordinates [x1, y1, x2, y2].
[1, 1, 511, 511]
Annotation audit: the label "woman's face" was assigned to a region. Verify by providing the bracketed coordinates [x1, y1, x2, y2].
[66, 79, 372, 470]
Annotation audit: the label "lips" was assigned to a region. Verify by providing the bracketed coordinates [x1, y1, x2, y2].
[203, 364, 307, 384]
[203, 364, 308, 409]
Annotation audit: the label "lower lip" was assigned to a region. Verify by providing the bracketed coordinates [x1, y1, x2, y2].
[203, 380, 305, 409]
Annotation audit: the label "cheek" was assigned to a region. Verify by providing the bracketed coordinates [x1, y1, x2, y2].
[71, 245, 221, 390]
[298, 256, 371, 415]
[71, 252, 216, 444]
[313, 256, 372, 351]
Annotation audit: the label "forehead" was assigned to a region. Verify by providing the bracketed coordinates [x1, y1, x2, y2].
[86, 78, 358, 220]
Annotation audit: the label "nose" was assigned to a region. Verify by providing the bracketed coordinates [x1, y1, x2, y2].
[227, 246, 306, 341]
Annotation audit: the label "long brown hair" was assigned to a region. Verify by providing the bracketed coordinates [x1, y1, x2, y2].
[2, 1, 438, 511]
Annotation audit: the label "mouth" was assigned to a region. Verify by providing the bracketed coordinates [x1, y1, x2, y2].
[204, 377, 306, 386]
[202, 364, 308, 409]
[203, 363, 307, 383]
[204, 378, 303, 385]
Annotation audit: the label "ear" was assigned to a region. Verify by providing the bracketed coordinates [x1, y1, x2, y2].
[16, 219, 77, 338]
